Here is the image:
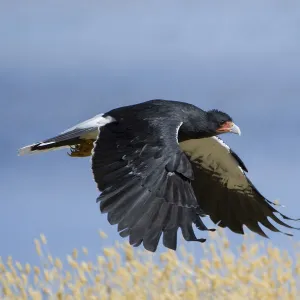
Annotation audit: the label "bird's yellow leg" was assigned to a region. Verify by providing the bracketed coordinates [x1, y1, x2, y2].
[68, 140, 95, 157]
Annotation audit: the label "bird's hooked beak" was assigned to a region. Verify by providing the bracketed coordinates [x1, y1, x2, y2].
[216, 121, 241, 136]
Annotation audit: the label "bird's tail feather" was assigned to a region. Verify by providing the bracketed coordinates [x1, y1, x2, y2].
[18, 124, 99, 156]
[18, 138, 82, 156]
[18, 113, 114, 157]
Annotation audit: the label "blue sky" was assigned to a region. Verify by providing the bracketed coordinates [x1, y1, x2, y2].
[1, 1, 300, 264]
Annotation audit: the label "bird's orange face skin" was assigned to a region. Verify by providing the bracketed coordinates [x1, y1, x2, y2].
[216, 121, 234, 133]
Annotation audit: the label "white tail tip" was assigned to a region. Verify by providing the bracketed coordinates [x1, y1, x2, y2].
[18, 144, 35, 156]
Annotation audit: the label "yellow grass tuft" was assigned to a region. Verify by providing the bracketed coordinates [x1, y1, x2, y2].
[0, 230, 300, 299]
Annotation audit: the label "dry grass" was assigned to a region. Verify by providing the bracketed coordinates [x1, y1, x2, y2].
[1, 230, 300, 299]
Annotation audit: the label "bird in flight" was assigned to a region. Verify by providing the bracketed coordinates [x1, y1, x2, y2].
[19, 99, 299, 252]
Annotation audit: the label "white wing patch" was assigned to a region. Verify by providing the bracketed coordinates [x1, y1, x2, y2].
[180, 137, 248, 191]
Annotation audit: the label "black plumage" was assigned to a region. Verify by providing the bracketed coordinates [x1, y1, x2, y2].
[19, 99, 299, 252]
[92, 103, 210, 252]
[91, 99, 299, 251]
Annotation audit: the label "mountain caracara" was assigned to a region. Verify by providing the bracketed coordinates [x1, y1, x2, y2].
[19, 99, 299, 252]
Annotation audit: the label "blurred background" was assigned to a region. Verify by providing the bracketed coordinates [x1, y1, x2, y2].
[1, 0, 300, 264]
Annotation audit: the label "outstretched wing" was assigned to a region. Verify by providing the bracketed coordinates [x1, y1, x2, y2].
[92, 118, 210, 252]
[180, 137, 299, 237]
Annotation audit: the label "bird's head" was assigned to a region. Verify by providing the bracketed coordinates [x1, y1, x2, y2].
[206, 109, 241, 136]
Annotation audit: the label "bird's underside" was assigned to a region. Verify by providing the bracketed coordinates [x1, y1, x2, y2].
[18, 100, 300, 252]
